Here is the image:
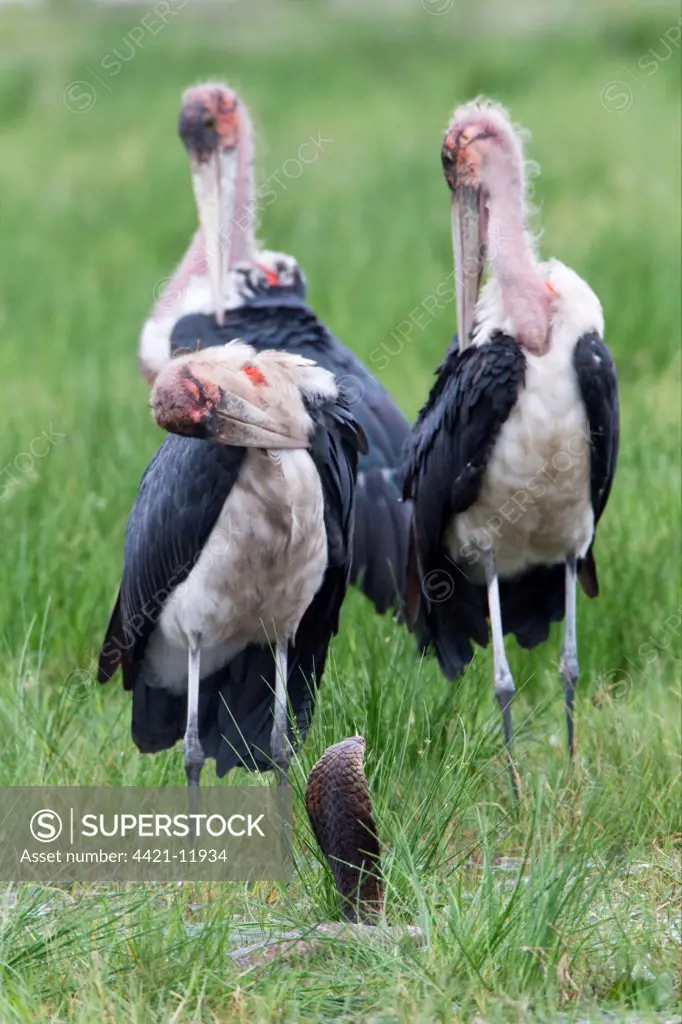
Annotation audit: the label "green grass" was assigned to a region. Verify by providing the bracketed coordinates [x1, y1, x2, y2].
[0, 2, 681, 1020]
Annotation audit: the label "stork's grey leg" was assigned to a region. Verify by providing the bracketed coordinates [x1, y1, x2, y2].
[483, 547, 520, 797]
[560, 555, 579, 760]
[270, 637, 291, 786]
[184, 640, 205, 818]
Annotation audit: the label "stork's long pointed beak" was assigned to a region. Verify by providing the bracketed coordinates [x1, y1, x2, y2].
[189, 149, 239, 327]
[211, 391, 310, 449]
[451, 184, 486, 350]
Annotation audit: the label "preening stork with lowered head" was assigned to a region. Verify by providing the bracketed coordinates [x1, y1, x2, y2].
[139, 82, 412, 618]
[99, 342, 365, 798]
[403, 100, 619, 787]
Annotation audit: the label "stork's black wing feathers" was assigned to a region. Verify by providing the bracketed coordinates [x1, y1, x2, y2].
[403, 334, 527, 571]
[574, 332, 619, 523]
[97, 436, 245, 687]
[172, 306, 411, 613]
[573, 331, 620, 597]
[353, 467, 412, 614]
[307, 390, 367, 569]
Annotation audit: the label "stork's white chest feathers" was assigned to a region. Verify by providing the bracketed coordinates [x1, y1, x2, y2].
[448, 260, 604, 580]
[146, 448, 327, 691]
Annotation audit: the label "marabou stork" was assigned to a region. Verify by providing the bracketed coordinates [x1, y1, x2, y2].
[98, 342, 366, 797]
[139, 82, 411, 617]
[402, 100, 619, 780]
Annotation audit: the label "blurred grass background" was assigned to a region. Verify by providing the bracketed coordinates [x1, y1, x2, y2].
[0, 1, 680, 1021]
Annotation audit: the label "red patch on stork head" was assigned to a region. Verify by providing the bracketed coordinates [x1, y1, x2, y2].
[254, 262, 281, 288]
[241, 364, 267, 386]
[184, 376, 202, 405]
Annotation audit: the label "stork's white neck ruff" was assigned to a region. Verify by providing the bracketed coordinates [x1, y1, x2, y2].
[472, 259, 604, 352]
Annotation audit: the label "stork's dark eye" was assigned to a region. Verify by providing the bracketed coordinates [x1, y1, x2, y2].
[441, 146, 456, 169]
[203, 115, 215, 130]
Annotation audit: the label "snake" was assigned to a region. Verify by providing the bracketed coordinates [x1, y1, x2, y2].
[230, 736, 424, 968]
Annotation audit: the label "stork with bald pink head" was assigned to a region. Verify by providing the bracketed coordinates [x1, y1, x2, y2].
[139, 81, 412, 620]
[403, 98, 619, 791]
[100, 340, 367, 799]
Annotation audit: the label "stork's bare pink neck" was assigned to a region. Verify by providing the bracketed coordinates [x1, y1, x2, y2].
[485, 170, 549, 352]
[230, 103, 256, 265]
[150, 230, 206, 321]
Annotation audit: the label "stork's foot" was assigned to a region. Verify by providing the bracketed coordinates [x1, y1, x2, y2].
[559, 650, 579, 761]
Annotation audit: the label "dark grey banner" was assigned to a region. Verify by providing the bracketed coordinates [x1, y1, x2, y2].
[0, 787, 292, 881]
